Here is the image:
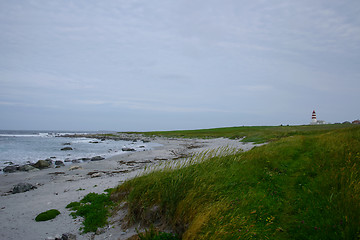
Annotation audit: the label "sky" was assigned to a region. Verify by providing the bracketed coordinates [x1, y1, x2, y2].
[1, 0, 360, 131]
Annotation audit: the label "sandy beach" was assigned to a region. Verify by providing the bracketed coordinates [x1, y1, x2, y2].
[0, 136, 257, 240]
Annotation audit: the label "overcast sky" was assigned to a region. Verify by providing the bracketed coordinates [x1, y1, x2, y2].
[1, 0, 359, 131]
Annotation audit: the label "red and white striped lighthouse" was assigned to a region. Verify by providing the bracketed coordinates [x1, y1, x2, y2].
[311, 110, 317, 124]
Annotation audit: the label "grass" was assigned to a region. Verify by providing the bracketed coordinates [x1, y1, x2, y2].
[66, 191, 113, 233]
[125, 124, 353, 143]
[35, 209, 60, 222]
[137, 225, 180, 240]
[112, 125, 360, 239]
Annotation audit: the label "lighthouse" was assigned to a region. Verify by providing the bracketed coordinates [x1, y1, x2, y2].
[311, 110, 317, 124]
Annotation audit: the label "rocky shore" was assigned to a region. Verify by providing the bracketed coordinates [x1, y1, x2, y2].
[0, 136, 258, 240]
[58, 133, 153, 143]
[0, 133, 153, 174]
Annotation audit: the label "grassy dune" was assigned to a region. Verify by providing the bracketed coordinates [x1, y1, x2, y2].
[112, 125, 360, 239]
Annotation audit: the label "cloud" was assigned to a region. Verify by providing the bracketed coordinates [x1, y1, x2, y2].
[75, 98, 230, 113]
[0, 0, 359, 130]
[0, 101, 63, 109]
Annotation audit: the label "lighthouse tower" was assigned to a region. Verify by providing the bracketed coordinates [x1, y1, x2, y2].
[311, 110, 317, 124]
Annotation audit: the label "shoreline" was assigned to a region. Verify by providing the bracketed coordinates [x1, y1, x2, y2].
[0, 136, 258, 240]
[0, 133, 158, 171]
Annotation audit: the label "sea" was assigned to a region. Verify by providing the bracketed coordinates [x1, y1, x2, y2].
[0, 130, 158, 169]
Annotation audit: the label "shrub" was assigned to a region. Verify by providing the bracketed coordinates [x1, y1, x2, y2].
[66, 192, 113, 233]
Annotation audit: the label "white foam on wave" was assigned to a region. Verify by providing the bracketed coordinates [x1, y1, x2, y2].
[0, 134, 42, 137]
[0, 132, 92, 138]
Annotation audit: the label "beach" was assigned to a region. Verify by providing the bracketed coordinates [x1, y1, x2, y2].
[0, 136, 256, 240]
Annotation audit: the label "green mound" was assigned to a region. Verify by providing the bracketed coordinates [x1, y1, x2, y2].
[35, 209, 60, 222]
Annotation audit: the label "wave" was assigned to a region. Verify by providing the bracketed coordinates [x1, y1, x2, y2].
[0, 131, 91, 138]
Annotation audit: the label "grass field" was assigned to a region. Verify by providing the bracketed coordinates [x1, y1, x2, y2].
[110, 124, 360, 239]
[125, 124, 354, 143]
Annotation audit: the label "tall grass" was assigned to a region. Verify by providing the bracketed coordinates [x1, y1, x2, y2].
[112, 126, 360, 239]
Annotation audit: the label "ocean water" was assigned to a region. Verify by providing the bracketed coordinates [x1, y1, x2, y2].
[0, 130, 158, 168]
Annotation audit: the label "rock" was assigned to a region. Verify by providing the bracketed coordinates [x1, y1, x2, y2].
[49, 172, 65, 175]
[4, 161, 14, 165]
[79, 158, 91, 161]
[90, 172, 102, 178]
[45, 159, 53, 166]
[62, 142, 71, 145]
[33, 160, 51, 169]
[71, 159, 81, 163]
[55, 160, 65, 166]
[3, 165, 19, 173]
[61, 147, 73, 151]
[12, 183, 37, 194]
[122, 147, 136, 152]
[89, 141, 99, 143]
[64, 159, 72, 162]
[59, 233, 77, 240]
[53, 234, 62, 240]
[19, 165, 39, 172]
[91, 156, 105, 161]
[69, 166, 82, 171]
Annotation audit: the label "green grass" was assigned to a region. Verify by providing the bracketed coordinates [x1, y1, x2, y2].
[112, 125, 360, 239]
[35, 209, 60, 222]
[66, 191, 113, 233]
[125, 124, 353, 143]
[137, 225, 180, 240]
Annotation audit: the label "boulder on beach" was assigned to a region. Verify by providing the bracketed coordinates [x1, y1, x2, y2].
[122, 147, 136, 152]
[19, 164, 39, 172]
[3, 165, 19, 173]
[49, 233, 76, 240]
[55, 160, 65, 166]
[69, 165, 82, 171]
[61, 147, 73, 151]
[12, 182, 37, 194]
[58, 233, 77, 240]
[91, 156, 105, 161]
[33, 160, 51, 169]
[62, 142, 71, 146]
